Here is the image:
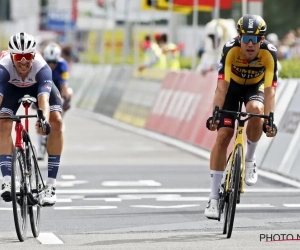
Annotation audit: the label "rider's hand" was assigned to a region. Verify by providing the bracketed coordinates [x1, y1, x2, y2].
[263, 122, 277, 137]
[35, 120, 51, 135]
[206, 117, 220, 131]
[62, 97, 71, 111]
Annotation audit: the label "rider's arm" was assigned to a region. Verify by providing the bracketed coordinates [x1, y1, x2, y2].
[213, 41, 234, 109]
[59, 61, 71, 100]
[263, 44, 278, 119]
[36, 65, 52, 121]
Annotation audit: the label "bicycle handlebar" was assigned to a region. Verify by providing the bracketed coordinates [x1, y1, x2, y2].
[0, 108, 45, 123]
[212, 105, 274, 131]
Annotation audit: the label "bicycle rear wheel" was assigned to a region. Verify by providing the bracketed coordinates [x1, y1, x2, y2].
[11, 147, 28, 242]
[26, 139, 42, 237]
[225, 144, 242, 238]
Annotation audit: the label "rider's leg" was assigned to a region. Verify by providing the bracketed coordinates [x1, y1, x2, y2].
[46, 110, 63, 187]
[245, 100, 264, 161]
[244, 100, 264, 186]
[209, 127, 234, 199]
[0, 118, 14, 199]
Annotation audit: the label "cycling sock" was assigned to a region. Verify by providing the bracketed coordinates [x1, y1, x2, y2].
[48, 155, 60, 181]
[245, 139, 258, 162]
[209, 170, 223, 200]
[47, 178, 56, 187]
[0, 155, 12, 181]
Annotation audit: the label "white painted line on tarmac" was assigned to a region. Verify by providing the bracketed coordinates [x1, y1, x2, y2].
[102, 180, 161, 187]
[37, 233, 63, 244]
[0, 207, 12, 210]
[56, 188, 300, 194]
[118, 194, 181, 199]
[61, 175, 76, 180]
[53, 206, 117, 210]
[131, 205, 200, 209]
[56, 180, 88, 187]
[156, 197, 208, 201]
[56, 198, 72, 203]
[283, 204, 300, 208]
[84, 197, 122, 202]
[237, 204, 274, 208]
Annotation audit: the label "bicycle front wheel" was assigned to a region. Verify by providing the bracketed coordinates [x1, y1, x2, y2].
[225, 144, 242, 239]
[11, 147, 28, 242]
[28, 143, 42, 237]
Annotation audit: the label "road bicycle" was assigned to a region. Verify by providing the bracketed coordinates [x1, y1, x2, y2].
[211, 98, 274, 239]
[0, 95, 47, 242]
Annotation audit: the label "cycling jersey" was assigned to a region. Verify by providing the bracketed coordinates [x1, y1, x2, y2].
[0, 51, 62, 115]
[218, 37, 278, 88]
[51, 58, 69, 93]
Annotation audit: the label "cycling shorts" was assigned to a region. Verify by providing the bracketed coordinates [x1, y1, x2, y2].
[0, 83, 62, 116]
[218, 81, 264, 130]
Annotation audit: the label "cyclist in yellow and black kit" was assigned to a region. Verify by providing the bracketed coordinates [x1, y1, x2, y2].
[204, 14, 278, 219]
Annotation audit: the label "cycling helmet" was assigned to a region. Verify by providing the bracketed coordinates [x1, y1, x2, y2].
[237, 14, 267, 36]
[43, 42, 62, 62]
[8, 32, 36, 54]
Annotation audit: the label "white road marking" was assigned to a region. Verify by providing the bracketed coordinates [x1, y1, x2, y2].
[61, 175, 76, 180]
[56, 180, 88, 187]
[101, 180, 161, 187]
[118, 194, 181, 199]
[37, 233, 63, 244]
[84, 198, 122, 202]
[131, 205, 200, 209]
[283, 204, 300, 207]
[57, 198, 72, 203]
[156, 196, 208, 201]
[54, 206, 117, 210]
[56, 188, 300, 194]
[0, 207, 12, 210]
[236, 204, 274, 208]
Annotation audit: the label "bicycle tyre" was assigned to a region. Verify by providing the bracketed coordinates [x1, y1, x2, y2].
[222, 152, 232, 234]
[11, 147, 28, 242]
[27, 142, 42, 237]
[226, 144, 242, 238]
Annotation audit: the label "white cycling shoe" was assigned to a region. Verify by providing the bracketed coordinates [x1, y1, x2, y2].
[245, 161, 258, 186]
[42, 185, 56, 206]
[204, 198, 219, 220]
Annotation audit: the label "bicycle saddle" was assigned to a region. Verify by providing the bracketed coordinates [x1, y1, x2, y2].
[18, 95, 37, 104]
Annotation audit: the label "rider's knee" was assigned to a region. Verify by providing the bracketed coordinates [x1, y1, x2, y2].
[49, 112, 63, 132]
[0, 119, 12, 136]
[246, 103, 263, 114]
[216, 129, 234, 147]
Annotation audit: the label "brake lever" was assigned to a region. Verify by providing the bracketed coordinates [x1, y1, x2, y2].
[268, 111, 274, 133]
[37, 109, 46, 133]
[212, 106, 220, 128]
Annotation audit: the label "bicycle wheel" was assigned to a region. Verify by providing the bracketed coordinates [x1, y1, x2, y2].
[11, 147, 28, 242]
[225, 144, 242, 239]
[222, 152, 231, 234]
[27, 141, 42, 237]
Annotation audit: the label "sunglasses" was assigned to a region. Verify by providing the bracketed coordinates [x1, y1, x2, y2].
[46, 60, 58, 64]
[241, 36, 263, 44]
[12, 53, 35, 62]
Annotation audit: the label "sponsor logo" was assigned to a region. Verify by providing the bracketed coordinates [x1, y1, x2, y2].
[28, 78, 33, 81]
[248, 19, 254, 28]
[224, 118, 232, 126]
[218, 74, 224, 80]
[272, 81, 277, 87]
[44, 80, 52, 83]
[11, 79, 20, 82]
[44, 85, 51, 90]
[232, 65, 265, 79]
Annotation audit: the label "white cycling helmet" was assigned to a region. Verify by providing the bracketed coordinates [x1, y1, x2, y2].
[8, 32, 36, 54]
[43, 42, 62, 62]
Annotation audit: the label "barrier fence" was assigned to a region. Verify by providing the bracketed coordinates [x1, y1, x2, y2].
[71, 64, 300, 182]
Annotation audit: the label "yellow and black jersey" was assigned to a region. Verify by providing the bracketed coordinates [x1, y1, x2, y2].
[218, 37, 278, 88]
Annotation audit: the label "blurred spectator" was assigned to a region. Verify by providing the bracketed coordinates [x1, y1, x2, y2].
[196, 18, 237, 74]
[266, 33, 282, 74]
[138, 33, 181, 71]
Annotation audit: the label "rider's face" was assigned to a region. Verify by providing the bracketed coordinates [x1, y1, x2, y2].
[239, 35, 264, 62]
[12, 55, 34, 75]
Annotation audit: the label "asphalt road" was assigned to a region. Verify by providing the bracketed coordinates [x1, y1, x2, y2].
[1, 108, 300, 249]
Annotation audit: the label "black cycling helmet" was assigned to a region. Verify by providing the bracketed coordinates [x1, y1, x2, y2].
[237, 14, 267, 36]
